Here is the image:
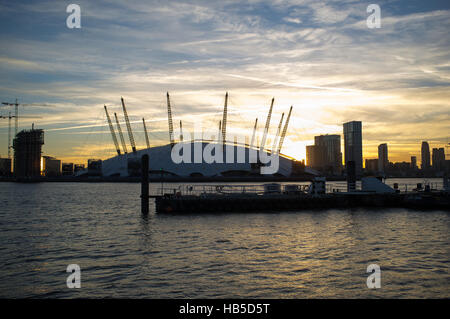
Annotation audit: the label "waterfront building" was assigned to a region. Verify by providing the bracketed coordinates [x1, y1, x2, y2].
[378, 143, 388, 173]
[13, 128, 44, 177]
[62, 163, 74, 176]
[306, 135, 342, 175]
[0, 158, 12, 176]
[421, 141, 430, 170]
[432, 148, 445, 172]
[42, 156, 61, 176]
[88, 159, 102, 176]
[411, 156, 417, 170]
[74, 164, 85, 173]
[343, 121, 363, 177]
[315, 135, 342, 175]
[365, 159, 378, 173]
[306, 145, 317, 168]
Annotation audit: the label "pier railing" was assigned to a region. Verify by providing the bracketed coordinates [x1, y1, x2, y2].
[156, 184, 318, 196]
[158, 184, 272, 196]
[155, 180, 445, 197]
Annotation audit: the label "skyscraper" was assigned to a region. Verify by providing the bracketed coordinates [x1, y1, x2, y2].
[378, 143, 388, 173]
[421, 141, 430, 170]
[343, 121, 362, 177]
[411, 156, 417, 170]
[432, 148, 445, 171]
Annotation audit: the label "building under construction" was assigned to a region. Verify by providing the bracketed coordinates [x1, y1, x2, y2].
[13, 128, 44, 177]
[98, 93, 313, 178]
[0, 158, 12, 176]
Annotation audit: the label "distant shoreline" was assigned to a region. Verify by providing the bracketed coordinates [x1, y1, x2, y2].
[0, 175, 320, 183]
[0, 175, 444, 183]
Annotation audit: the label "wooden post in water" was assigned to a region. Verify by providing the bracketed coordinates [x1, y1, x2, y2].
[141, 154, 149, 215]
[347, 160, 356, 192]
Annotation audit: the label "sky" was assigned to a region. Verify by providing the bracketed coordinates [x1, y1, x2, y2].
[0, 0, 449, 165]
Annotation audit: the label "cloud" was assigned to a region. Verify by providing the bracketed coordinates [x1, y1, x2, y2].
[0, 0, 449, 163]
[0, 57, 47, 71]
[283, 17, 302, 24]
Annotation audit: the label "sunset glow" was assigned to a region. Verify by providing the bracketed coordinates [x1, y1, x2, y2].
[0, 1, 449, 166]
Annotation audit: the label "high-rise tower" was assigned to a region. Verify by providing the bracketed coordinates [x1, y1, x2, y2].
[343, 121, 363, 177]
[378, 143, 388, 173]
[421, 141, 430, 170]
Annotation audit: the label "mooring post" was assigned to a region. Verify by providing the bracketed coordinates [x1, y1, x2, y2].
[347, 160, 356, 192]
[141, 154, 149, 215]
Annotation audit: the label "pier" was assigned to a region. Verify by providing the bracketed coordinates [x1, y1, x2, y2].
[150, 177, 450, 214]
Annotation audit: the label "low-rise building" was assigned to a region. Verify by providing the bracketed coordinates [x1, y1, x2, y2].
[42, 156, 61, 177]
[306, 134, 342, 175]
[365, 159, 378, 174]
[62, 163, 74, 176]
[74, 164, 85, 173]
[0, 158, 12, 176]
[88, 159, 102, 176]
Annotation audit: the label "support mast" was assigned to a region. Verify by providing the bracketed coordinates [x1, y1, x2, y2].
[179, 120, 183, 142]
[260, 98, 274, 151]
[277, 106, 293, 154]
[121, 97, 137, 153]
[114, 112, 128, 154]
[221, 92, 228, 147]
[250, 118, 258, 148]
[272, 112, 284, 154]
[143, 118, 150, 149]
[166, 92, 175, 148]
[104, 105, 121, 155]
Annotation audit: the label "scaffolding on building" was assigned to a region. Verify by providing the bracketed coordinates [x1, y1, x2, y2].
[13, 128, 44, 177]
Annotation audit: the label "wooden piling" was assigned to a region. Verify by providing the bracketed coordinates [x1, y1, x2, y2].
[347, 160, 356, 192]
[141, 154, 149, 214]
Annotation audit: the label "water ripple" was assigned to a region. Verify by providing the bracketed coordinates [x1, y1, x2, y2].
[0, 182, 449, 298]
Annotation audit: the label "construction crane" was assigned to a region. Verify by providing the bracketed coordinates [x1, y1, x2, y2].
[277, 106, 293, 154]
[121, 97, 137, 153]
[0, 112, 13, 158]
[1, 99, 48, 136]
[179, 120, 183, 143]
[143, 118, 150, 149]
[260, 98, 274, 151]
[1, 112, 37, 159]
[222, 92, 228, 147]
[272, 113, 285, 154]
[166, 92, 175, 148]
[114, 112, 128, 154]
[250, 118, 258, 148]
[1, 99, 18, 136]
[104, 105, 121, 155]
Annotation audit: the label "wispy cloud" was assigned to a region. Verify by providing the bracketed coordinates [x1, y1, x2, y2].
[0, 0, 449, 163]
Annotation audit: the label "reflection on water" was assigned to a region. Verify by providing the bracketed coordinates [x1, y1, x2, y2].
[0, 180, 448, 298]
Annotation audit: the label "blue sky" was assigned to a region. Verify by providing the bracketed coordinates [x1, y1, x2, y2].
[0, 0, 449, 163]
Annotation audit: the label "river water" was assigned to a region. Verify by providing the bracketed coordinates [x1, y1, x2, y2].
[0, 179, 448, 298]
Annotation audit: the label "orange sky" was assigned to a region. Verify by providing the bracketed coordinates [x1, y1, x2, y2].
[0, 2, 449, 165]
